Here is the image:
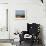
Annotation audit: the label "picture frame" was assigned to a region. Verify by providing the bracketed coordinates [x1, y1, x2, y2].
[15, 9, 27, 20]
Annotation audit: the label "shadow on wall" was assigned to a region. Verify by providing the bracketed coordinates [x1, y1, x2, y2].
[40, 25, 45, 46]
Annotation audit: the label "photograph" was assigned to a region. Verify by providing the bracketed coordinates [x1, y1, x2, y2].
[16, 10, 25, 18]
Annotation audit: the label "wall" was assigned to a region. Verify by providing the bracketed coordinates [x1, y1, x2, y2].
[0, 0, 8, 3]
[8, 0, 46, 46]
[9, 0, 45, 42]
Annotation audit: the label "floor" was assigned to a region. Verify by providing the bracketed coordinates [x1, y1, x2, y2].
[0, 39, 43, 46]
[0, 41, 43, 46]
[19, 41, 43, 46]
[0, 43, 14, 46]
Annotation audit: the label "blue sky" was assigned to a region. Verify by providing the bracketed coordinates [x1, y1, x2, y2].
[16, 10, 25, 16]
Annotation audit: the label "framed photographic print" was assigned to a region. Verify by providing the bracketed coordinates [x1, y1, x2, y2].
[15, 9, 27, 19]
